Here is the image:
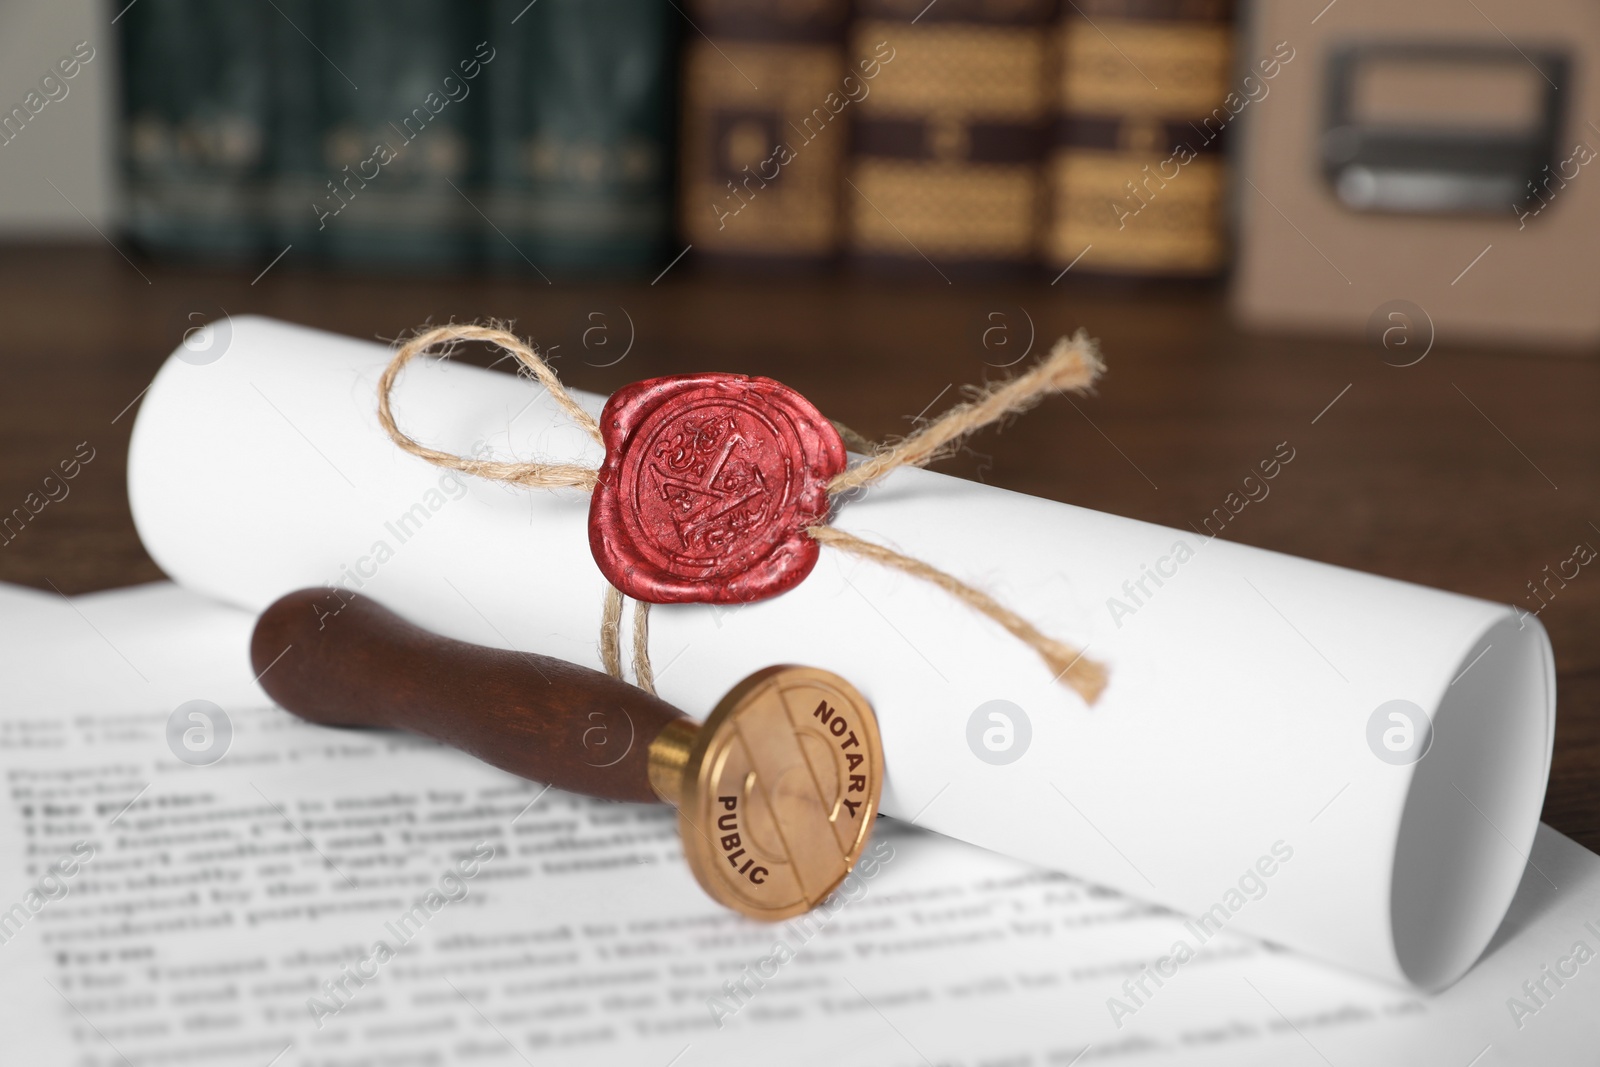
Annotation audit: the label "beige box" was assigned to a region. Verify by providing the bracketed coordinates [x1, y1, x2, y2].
[1232, 0, 1600, 349]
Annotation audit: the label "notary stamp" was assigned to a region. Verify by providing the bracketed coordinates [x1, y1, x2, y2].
[676, 666, 882, 919]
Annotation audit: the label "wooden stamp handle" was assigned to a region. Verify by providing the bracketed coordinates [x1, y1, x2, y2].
[250, 588, 690, 803]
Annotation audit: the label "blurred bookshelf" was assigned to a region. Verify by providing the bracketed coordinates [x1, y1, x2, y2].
[108, 0, 1236, 282]
[7, 0, 1590, 349]
[118, 0, 678, 275]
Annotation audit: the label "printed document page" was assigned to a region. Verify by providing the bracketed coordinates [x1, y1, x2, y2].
[0, 583, 1594, 1066]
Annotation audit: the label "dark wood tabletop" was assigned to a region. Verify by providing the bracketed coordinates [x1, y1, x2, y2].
[2, 243, 1595, 849]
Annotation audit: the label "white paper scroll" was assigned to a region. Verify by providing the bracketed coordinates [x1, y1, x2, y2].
[127, 316, 1554, 991]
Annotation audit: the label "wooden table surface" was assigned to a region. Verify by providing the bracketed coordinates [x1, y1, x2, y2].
[2, 244, 1596, 849]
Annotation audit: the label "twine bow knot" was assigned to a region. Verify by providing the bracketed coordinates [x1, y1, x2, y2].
[378, 322, 1109, 704]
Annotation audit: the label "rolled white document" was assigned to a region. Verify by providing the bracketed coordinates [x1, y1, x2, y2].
[129, 316, 1553, 992]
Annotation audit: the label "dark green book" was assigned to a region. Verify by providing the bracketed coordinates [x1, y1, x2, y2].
[262, 0, 325, 262]
[482, 0, 676, 276]
[119, 0, 272, 261]
[306, 0, 488, 270]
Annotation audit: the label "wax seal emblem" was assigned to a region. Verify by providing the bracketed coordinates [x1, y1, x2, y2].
[665, 665, 884, 920]
[590, 373, 846, 604]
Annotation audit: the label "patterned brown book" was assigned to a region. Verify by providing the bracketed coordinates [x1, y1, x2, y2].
[845, 0, 1055, 276]
[678, 0, 851, 265]
[1047, 0, 1236, 277]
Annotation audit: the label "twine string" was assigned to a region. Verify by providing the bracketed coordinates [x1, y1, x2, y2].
[828, 419, 879, 456]
[630, 599, 656, 695]
[599, 584, 624, 681]
[808, 525, 1107, 704]
[379, 323, 602, 490]
[828, 335, 1104, 496]
[376, 322, 1109, 705]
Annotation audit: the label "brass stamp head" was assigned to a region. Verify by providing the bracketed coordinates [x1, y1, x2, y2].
[649, 665, 884, 921]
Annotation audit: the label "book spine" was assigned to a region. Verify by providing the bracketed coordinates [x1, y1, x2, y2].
[264, 0, 323, 262]
[119, 0, 271, 261]
[308, 0, 484, 271]
[678, 0, 850, 267]
[484, 0, 676, 276]
[1047, 0, 1235, 277]
[844, 0, 1055, 276]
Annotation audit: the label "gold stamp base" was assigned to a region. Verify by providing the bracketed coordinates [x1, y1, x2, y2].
[645, 665, 884, 921]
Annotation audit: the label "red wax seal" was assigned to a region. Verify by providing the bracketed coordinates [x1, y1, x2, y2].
[589, 374, 846, 604]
